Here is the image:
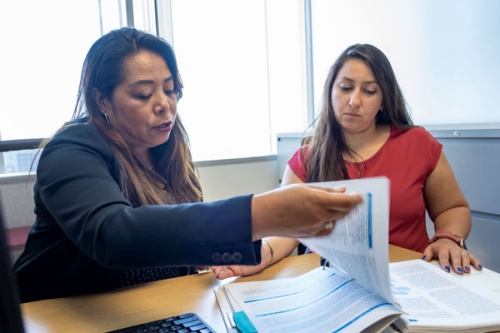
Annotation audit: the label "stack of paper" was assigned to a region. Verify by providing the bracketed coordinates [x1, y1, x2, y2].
[214, 177, 500, 333]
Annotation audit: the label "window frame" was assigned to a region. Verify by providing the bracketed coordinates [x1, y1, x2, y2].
[0, 0, 315, 174]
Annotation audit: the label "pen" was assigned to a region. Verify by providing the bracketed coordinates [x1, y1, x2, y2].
[227, 312, 236, 328]
[223, 312, 236, 328]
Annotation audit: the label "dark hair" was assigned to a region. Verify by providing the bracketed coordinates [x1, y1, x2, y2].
[74, 27, 183, 120]
[67, 27, 201, 205]
[306, 43, 414, 182]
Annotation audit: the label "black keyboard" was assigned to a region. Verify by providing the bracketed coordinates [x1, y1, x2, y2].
[106, 312, 217, 333]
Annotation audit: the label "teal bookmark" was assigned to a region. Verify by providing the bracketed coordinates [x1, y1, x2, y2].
[232, 311, 258, 333]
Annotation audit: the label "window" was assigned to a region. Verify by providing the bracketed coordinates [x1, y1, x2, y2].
[0, 0, 310, 174]
[165, 0, 309, 161]
[0, 1, 102, 141]
[0, 0, 104, 173]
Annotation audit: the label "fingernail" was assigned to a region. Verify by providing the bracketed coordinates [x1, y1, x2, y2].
[479, 264, 483, 269]
[445, 266, 450, 272]
[465, 266, 470, 271]
[422, 255, 426, 260]
[457, 267, 463, 273]
[333, 185, 346, 190]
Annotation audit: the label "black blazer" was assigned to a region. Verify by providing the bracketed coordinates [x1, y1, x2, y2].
[14, 123, 260, 302]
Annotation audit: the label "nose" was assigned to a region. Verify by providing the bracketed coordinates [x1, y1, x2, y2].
[349, 89, 361, 107]
[154, 94, 172, 114]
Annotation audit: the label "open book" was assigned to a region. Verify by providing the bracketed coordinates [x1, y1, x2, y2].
[214, 177, 500, 333]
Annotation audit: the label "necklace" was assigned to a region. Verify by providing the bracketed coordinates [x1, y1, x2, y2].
[146, 163, 178, 204]
[164, 185, 179, 204]
[347, 160, 366, 178]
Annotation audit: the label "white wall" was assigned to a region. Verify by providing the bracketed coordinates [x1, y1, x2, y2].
[311, 0, 500, 127]
[0, 174, 36, 229]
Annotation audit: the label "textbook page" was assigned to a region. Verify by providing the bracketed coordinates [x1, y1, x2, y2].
[389, 259, 500, 333]
[298, 177, 395, 304]
[217, 265, 402, 333]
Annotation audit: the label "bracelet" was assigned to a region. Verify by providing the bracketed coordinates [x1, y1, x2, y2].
[262, 241, 274, 266]
[428, 230, 465, 248]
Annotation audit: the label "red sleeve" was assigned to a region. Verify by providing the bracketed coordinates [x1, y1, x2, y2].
[287, 145, 309, 182]
[406, 126, 443, 174]
[428, 130, 442, 173]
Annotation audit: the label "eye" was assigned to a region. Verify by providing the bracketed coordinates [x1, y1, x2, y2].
[136, 94, 151, 100]
[339, 84, 352, 91]
[165, 89, 176, 96]
[364, 89, 377, 95]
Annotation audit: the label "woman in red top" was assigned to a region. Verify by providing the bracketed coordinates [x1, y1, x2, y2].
[212, 43, 482, 279]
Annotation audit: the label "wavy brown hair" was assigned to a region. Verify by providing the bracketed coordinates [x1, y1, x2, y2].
[41, 27, 202, 206]
[306, 43, 414, 183]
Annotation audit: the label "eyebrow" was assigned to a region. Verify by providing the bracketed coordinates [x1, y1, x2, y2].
[128, 76, 174, 88]
[338, 77, 378, 85]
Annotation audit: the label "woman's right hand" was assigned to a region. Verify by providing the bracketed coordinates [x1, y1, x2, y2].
[211, 248, 269, 280]
[212, 237, 300, 280]
[251, 183, 363, 241]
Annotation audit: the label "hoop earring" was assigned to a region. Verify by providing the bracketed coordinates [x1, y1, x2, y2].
[104, 112, 110, 126]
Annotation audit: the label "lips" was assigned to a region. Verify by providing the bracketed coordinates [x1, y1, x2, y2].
[153, 122, 173, 132]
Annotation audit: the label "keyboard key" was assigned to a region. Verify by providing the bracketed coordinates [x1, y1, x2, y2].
[106, 313, 216, 333]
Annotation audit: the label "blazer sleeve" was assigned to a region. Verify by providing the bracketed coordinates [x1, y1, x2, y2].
[35, 124, 261, 268]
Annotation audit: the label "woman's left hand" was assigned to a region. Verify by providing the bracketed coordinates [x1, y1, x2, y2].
[210, 262, 267, 280]
[422, 238, 482, 274]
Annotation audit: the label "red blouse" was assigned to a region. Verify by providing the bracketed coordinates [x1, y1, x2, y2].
[288, 126, 442, 252]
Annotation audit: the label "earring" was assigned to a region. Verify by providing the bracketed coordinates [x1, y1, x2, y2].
[104, 112, 110, 126]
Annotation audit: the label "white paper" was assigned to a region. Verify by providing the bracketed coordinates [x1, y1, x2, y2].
[298, 177, 394, 304]
[214, 176, 500, 333]
[389, 259, 500, 333]
[214, 177, 402, 333]
[220, 266, 401, 333]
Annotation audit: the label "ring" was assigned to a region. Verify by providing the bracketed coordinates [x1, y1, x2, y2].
[325, 220, 334, 230]
[216, 268, 229, 279]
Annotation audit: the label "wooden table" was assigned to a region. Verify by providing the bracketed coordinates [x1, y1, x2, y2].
[21, 245, 421, 332]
